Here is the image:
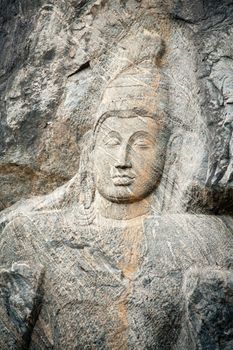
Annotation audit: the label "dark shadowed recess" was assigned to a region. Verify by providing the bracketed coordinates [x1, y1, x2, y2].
[171, 0, 233, 23]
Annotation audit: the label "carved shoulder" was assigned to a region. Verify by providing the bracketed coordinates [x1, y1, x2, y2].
[144, 214, 233, 269]
[0, 215, 37, 266]
[174, 214, 233, 268]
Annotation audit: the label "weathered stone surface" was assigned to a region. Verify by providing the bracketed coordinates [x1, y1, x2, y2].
[0, 0, 171, 210]
[1, 212, 233, 349]
[1, 0, 233, 349]
[0, 0, 232, 213]
[0, 261, 44, 349]
[178, 267, 233, 349]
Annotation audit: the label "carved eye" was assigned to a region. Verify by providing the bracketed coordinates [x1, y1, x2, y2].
[104, 138, 121, 146]
[133, 139, 152, 149]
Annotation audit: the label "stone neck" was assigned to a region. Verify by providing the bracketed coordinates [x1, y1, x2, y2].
[94, 191, 155, 221]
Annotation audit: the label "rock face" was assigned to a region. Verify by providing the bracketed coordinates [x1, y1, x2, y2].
[0, 0, 233, 349]
[0, 0, 233, 213]
[0, 261, 44, 349]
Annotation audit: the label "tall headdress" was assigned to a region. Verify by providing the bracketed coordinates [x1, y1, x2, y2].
[94, 29, 168, 136]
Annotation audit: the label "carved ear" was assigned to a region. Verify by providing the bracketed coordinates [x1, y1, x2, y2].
[75, 130, 95, 209]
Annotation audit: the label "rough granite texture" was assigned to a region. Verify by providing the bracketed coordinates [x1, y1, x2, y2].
[0, 0, 233, 349]
[0, 0, 232, 213]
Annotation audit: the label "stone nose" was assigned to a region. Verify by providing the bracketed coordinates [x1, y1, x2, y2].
[114, 144, 132, 169]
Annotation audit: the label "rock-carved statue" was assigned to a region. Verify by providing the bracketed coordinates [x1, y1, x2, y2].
[1, 31, 233, 350]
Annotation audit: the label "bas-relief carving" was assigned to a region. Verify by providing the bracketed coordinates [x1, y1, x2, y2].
[0, 31, 233, 350]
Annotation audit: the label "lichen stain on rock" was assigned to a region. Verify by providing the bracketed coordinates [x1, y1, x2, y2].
[0, 164, 68, 211]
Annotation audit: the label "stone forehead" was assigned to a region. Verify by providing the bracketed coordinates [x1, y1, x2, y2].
[93, 111, 168, 149]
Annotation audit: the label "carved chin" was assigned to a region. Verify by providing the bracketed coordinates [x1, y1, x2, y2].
[97, 184, 156, 204]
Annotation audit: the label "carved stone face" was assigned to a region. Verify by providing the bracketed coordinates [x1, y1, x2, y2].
[93, 115, 166, 203]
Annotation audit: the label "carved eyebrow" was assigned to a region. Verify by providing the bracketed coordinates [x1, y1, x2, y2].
[102, 130, 122, 141]
[129, 131, 155, 143]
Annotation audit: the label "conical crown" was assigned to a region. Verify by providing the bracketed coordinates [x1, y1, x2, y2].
[94, 29, 168, 133]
